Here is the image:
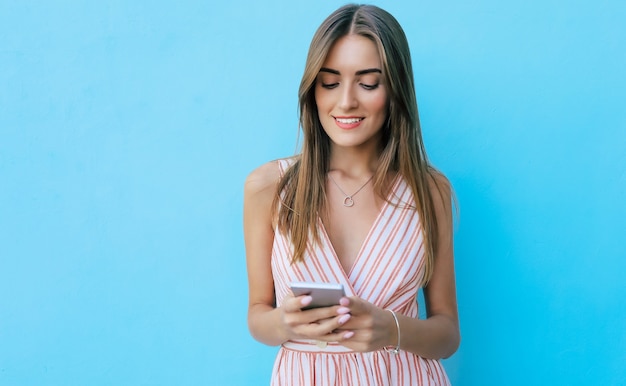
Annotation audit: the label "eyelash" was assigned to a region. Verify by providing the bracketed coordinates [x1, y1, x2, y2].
[321, 83, 339, 89]
[361, 83, 379, 90]
[321, 83, 379, 90]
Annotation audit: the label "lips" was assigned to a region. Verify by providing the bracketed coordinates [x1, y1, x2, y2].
[335, 117, 363, 124]
[333, 116, 364, 129]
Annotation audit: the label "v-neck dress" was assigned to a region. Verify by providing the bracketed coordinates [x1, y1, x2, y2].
[270, 159, 450, 386]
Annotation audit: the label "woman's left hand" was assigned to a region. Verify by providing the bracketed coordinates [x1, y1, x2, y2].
[334, 296, 398, 352]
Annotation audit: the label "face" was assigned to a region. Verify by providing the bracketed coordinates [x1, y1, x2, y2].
[315, 34, 388, 150]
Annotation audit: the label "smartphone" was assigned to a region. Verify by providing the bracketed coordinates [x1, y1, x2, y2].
[290, 282, 345, 310]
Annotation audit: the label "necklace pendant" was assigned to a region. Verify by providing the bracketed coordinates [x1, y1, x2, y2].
[328, 173, 373, 208]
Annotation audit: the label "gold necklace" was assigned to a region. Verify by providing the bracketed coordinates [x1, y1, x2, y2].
[328, 173, 374, 207]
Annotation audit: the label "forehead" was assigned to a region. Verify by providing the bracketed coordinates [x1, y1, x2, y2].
[322, 34, 381, 71]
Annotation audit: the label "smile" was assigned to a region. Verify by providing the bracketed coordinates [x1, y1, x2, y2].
[334, 117, 364, 124]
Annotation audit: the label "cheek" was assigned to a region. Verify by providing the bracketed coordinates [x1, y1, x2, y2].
[315, 93, 334, 117]
[314, 88, 323, 109]
[367, 93, 388, 116]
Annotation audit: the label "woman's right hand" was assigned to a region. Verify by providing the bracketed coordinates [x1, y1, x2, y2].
[278, 294, 353, 342]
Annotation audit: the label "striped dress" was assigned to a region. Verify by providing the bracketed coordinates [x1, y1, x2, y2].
[270, 160, 451, 386]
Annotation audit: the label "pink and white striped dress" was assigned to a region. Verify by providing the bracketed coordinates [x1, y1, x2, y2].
[270, 160, 451, 386]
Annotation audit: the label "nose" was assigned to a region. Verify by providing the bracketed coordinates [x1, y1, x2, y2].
[338, 84, 358, 110]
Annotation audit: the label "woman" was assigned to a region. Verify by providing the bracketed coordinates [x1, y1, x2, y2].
[244, 4, 459, 385]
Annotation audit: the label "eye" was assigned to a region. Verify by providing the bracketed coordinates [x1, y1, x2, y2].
[360, 83, 379, 90]
[321, 82, 339, 89]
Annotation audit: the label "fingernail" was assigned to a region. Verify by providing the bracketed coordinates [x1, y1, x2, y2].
[301, 296, 312, 306]
[337, 307, 350, 314]
[343, 331, 355, 339]
[339, 297, 350, 306]
[338, 314, 351, 325]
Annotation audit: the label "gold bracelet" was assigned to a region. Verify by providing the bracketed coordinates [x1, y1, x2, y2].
[384, 309, 400, 354]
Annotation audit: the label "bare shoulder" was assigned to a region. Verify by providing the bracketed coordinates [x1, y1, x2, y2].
[244, 160, 282, 197]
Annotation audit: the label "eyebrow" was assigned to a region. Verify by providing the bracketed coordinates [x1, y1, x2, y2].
[319, 67, 382, 76]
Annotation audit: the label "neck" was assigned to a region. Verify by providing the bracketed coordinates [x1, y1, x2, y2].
[328, 144, 380, 178]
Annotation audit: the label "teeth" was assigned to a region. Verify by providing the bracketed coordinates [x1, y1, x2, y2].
[336, 118, 363, 124]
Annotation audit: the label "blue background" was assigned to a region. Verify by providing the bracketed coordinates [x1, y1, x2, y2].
[1, 0, 625, 385]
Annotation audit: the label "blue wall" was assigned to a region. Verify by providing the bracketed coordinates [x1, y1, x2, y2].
[1, 0, 624, 385]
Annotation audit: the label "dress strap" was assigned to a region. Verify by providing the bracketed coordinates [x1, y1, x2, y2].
[276, 157, 297, 178]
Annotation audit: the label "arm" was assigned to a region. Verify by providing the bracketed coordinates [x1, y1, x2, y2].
[336, 174, 460, 359]
[244, 161, 286, 345]
[244, 161, 351, 346]
[398, 173, 460, 358]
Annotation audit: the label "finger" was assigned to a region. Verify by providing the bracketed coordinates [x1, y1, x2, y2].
[320, 328, 355, 342]
[303, 305, 344, 321]
[306, 313, 352, 338]
[340, 296, 370, 315]
[283, 295, 313, 313]
[336, 306, 350, 315]
[286, 305, 345, 337]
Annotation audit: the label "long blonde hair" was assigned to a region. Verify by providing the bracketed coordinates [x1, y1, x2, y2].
[274, 4, 446, 285]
